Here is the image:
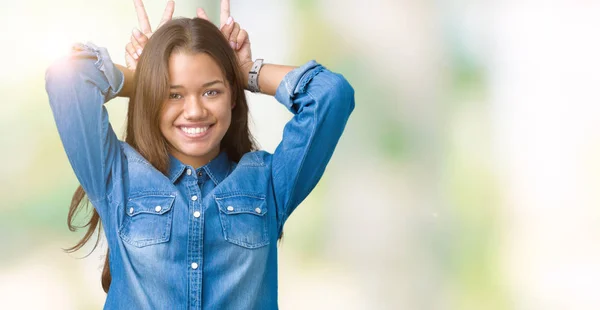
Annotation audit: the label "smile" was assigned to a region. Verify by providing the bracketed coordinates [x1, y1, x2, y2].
[178, 125, 212, 138]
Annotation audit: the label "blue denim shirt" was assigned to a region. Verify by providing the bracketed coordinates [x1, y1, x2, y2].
[45, 42, 354, 309]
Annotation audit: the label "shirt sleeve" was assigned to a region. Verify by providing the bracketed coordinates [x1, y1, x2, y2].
[45, 42, 124, 207]
[271, 60, 355, 232]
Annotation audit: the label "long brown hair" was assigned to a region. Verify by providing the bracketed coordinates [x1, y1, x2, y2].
[65, 17, 256, 293]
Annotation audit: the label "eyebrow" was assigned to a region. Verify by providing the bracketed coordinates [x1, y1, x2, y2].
[169, 80, 224, 89]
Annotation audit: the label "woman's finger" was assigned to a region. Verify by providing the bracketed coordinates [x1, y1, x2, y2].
[219, 0, 230, 28]
[126, 42, 138, 61]
[236, 29, 249, 51]
[132, 28, 148, 53]
[130, 34, 143, 58]
[220, 16, 234, 39]
[125, 52, 137, 71]
[196, 8, 210, 21]
[132, 0, 152, 35]
[157, 0, 175, 29]
[229, 22, 240, 50]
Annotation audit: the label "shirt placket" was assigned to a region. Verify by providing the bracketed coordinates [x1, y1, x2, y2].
[185, 167, 204, 309]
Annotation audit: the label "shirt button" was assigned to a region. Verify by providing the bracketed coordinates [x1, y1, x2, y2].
[193, 211, 201, 218]
[197, 170, 203, 177]
[191, 195, 198, 201]
[155, 205, 162, 212]
[186, 168, 192, 175]
[129, 207, 134, 214]
[255, 207, 262, 214]
[191, 262, 198, 270]
[227, 206, 234, 211]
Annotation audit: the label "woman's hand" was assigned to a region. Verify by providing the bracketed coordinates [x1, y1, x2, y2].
[196, 0, 253, 78]
[125, 0, 175, 71]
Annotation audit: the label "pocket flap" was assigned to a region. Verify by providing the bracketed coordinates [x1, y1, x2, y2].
[215, 194, 267, 216]
[126, 194, 175, 216]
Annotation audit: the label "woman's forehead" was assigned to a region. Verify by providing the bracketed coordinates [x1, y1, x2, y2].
[167, 52, 226, 87]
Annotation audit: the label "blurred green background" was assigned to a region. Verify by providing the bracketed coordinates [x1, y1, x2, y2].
[2, 1, 600, 309]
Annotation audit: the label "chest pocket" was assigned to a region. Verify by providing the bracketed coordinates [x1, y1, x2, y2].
[119, 193, 176, 248]
[215, 193, 270, 249]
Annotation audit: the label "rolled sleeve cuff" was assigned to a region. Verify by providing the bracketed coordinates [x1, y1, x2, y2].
[71, 42, 124, 102]
[274, 60, 324, 112]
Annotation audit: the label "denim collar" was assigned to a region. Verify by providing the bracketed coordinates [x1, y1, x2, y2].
[168, 151, 231, 185]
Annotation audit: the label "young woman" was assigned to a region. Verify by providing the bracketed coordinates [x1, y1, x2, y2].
[45, 0, 354, 308]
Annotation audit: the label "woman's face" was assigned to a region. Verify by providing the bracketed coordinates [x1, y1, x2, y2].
[159, 51, 233, 168]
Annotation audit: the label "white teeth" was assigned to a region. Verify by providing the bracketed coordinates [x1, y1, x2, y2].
[181, 127, 209, 135]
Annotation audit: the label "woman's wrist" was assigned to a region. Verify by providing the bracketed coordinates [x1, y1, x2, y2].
[241, 59, 295, 96]
[240, 60, 253, 89]
[115, 64, 135, 98]
[253, 63, 296, 96]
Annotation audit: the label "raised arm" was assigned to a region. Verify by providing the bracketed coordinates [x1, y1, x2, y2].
[270, 62, 354, 230]
[46, 0, 175, 209]
[214, 1, 355, 229]
[45, 43, 124, 208]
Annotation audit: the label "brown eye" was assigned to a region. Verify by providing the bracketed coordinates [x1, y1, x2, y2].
[169, 93, 182, 100]
[203, 90, 220, 97]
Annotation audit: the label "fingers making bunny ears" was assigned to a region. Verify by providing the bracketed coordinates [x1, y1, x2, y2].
[196, 0, 249, 51]
[220, 17, 249, 51]
[125, 0, 174, 70]
[125, 0, 250, 71]
[133, 0, 174, 36]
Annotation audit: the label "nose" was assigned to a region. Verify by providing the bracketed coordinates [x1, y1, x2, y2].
[183, 96, 208, 120]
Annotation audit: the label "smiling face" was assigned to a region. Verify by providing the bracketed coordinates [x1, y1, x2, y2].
[159, 51, 233, 168]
